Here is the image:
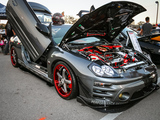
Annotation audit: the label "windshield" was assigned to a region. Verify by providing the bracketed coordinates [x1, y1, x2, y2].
[52, 25, 71, 44]
[35, 11, 52, 23]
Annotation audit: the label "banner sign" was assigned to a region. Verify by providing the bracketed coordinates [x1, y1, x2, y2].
[127, 31, 142, 53]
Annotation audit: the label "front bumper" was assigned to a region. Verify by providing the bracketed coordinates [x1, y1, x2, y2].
[77, 74, 159, 107]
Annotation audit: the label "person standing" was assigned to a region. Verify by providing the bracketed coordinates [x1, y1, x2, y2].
[4, 21, 14, 55]
[140, 17, 152, 36]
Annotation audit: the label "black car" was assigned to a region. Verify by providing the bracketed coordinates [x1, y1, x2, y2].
[117, 27, 160, 63]
[151, 29, 160, 35]
[7, 0, 159, 107]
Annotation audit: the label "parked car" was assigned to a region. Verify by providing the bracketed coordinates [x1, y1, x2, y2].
[7, 0, 159, 108]
[117, 27, 160, 63]
[151, 29, 160, 41]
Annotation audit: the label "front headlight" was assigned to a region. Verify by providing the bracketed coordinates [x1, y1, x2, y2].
[89, 62, 119, 77]
[101, 65, 114, 76]
[92, 66, 104, 76]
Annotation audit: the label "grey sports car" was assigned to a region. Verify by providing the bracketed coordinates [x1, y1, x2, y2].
[7, 0, 159, 108]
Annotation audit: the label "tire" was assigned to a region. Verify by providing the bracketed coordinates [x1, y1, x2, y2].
[10, 46, 19, 67]
[53, 61, 78, 100]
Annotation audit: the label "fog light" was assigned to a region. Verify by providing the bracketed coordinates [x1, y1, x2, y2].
[119, 92, 130, 101]
[119, 93, 123, 98]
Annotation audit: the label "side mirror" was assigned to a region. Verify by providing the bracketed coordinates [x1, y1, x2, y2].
[35, 23, 50, 36]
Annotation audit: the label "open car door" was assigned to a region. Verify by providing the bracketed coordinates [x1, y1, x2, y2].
[6, 0, 51, 62]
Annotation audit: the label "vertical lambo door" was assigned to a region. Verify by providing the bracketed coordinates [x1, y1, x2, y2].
[6, 0, 51, 62]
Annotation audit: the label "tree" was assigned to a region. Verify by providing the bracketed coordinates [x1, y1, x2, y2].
[64, 15, 78, 24]
[137, 21, 145, 26]
[0, 24, 6, 29]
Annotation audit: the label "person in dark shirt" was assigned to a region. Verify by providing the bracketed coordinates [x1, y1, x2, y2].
[3, 21, 15, 55]
[140, 17, 152, 36]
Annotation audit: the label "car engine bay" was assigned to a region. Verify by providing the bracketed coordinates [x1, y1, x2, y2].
[69, 44, 151, 72]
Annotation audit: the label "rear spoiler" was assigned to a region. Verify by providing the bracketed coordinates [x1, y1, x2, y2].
[77, 5, 95, 17]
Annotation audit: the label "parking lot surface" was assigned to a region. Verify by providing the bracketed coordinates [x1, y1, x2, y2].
[0, 54, 160, 120]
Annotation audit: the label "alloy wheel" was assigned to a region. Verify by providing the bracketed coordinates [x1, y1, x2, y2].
[54, 64, 73, 98]
[10, 47, 19, 67]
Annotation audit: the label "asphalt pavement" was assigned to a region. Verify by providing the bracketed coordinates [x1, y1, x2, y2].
[0, 53, 160, 120]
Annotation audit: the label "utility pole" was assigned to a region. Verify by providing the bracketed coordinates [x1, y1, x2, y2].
[155, 1, 159, 25]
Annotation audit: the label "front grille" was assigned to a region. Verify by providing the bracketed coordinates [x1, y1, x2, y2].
[93, 85, 116, 99]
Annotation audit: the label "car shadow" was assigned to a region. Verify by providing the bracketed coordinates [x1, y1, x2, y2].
[77, 96, 141, 113]
[93, 100, 140, 113]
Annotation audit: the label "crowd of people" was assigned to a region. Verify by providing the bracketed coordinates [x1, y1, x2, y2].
[0, 21, 15, 55]
[152, 23, 160, 29]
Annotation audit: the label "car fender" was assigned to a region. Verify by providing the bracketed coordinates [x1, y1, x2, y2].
[47, 46, 94, 79]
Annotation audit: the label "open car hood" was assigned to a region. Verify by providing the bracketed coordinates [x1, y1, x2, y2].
[60, 1, 146, 46]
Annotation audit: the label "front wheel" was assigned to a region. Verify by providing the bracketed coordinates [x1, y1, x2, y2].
[53, 61, 78, 100]
[10, 46, 19, 67]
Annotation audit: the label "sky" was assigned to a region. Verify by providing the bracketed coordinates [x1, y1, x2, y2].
[0, 0, 160, 24]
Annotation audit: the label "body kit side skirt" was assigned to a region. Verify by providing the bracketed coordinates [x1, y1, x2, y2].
[18, 59, 53, 83]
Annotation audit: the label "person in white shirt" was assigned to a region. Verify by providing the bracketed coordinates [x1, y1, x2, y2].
[156, 24, 160, 29]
